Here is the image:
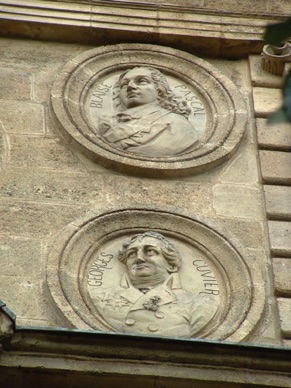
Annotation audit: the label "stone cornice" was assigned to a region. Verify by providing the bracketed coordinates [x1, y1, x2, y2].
[1, 327, 291, 387]
[0, 0, 287, 41]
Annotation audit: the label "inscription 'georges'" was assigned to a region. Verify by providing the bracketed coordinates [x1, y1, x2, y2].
[88, 252, 113, 286]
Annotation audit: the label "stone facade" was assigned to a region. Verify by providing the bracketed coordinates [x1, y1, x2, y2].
[250, 56, 291, 346]
[0, 39, 271, 340]
[0, 0, 291, 386]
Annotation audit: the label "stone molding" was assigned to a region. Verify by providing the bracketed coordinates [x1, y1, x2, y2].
[46, 207, 265, 342]
[1, 327, 291, 387]
[0, 1, 288, 42]
[50, 44, 247, 176]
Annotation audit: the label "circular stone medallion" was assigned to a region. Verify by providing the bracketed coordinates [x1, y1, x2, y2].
[46, 208, 265, 341]
[50, 44, 247, 176]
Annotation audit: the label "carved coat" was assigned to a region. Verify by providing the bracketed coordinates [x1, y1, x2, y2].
[90, 273, 217, 338]
[98, 102, 198, 156]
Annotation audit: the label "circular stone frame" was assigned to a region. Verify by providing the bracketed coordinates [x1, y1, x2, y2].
[46, 208, 265, 342]
[50, 44, 247, 176]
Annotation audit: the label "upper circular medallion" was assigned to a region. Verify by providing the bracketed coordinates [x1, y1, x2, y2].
[50, 44, 247, 176]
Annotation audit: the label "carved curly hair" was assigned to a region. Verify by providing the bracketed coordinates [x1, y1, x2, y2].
[118, 231, 182, 270]
[113, 67, 191, 119]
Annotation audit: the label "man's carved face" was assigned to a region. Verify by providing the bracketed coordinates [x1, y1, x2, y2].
[125, 236, 170, 279]
[119, 68, 158, 109]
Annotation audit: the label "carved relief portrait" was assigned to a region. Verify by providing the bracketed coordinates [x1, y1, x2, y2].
[88, 231, 218, 337]
[96, 67, 199, 156]
[50, 44, 247, 176]
[46, 209, 264, 342]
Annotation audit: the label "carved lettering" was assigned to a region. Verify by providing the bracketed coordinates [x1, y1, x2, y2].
[174, 85, 205, 115]
[192, 259, 220, 295]
[90, 101, 102, 108]
[90, 83, 111, 108]
[88, 252, 113, 286]
[201, 289, 220, 295]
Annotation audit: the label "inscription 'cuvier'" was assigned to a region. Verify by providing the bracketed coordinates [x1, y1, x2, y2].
[193, 259, 220, 295]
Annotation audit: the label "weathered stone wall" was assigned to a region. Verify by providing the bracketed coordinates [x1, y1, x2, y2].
[0, 37, 287, 346]
[250, 55, 291, 346]
[0, 39, 98, 327]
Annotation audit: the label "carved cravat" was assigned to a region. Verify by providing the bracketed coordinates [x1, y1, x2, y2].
[142, 296, 161, 312]
[98, 102, 199, 155]
[116, 113, 132, 122]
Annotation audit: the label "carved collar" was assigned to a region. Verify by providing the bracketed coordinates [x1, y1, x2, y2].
[120, 273, 182, 290]
[117, 102, 167, 120]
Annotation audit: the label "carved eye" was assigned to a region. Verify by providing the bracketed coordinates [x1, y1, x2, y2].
[138, 78, 149, 85]
[126, 250, 137, 259]
[145, 248, 158, 256]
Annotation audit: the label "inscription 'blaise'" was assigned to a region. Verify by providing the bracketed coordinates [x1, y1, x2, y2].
[89, 231, 218, 338]
[97, 67, 199, 157]
[90, 83, 111, 108]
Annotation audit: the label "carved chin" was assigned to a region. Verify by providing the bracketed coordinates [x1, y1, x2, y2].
[128, 267, 169, 284]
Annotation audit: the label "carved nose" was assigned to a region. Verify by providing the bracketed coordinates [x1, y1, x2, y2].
[136, 255, 146, 263]
[127, 81, 137, 90]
